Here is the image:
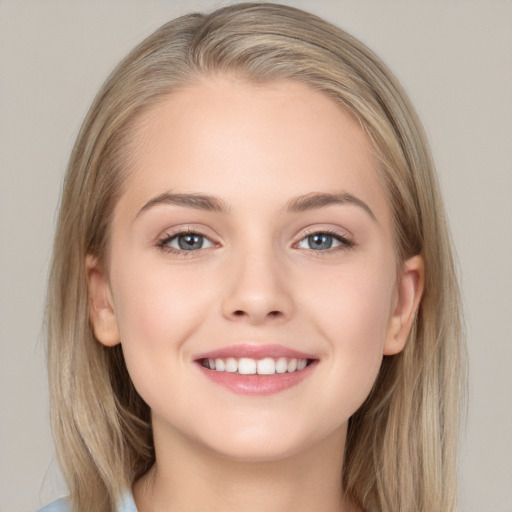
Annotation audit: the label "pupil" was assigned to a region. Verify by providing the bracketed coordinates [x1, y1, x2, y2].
[309, 234, 332, 250]
[178, 234, 203, 250]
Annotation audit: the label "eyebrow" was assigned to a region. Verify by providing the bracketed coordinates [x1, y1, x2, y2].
[136, 192, 230, 219]
[286, 192, 376, 221]
[135, 190, 376, 221]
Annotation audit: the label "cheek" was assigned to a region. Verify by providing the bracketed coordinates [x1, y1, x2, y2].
[112, 258, 213, 341]
[305, 257, 394, 341]
[109, 259, 223, 399]
[301, 262, 395, 410]
[109, 264, 186, 376]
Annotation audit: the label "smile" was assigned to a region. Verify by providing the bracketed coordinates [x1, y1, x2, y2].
[200, 357, 309, 375]
[194, 344, 318, 395]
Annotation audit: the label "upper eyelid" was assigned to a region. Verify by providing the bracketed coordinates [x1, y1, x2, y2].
[157, 225, 217, 241]
[294, 225, 353, 241]
[160, 230, 214, 242]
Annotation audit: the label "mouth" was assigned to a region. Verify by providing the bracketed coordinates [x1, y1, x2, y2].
[198, 356, 313, 375]
[193, 344, 318, 395]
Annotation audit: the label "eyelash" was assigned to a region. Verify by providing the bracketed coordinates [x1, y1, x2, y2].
[156, 228, 217, 256]
[155, 228, 355, 255]
[294, 228, 355, 254]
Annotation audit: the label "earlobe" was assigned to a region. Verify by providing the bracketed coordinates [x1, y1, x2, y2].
[383, 254, 425, 356]
[85, 254, 120, 347]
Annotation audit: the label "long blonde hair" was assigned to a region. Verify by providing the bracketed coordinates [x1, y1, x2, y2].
[46, 3, 465, 511]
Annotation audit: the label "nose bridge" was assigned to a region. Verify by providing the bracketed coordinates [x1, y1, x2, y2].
[221, 236, 293, 324]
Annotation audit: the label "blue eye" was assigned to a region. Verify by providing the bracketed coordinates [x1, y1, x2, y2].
[297, 232, 353, 251]
[160, 232, 215, 252]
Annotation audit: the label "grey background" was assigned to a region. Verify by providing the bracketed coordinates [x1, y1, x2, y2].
[1, 1, 511, 511]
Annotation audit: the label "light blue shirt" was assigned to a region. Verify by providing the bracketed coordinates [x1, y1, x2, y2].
[37, 490, 137, 512]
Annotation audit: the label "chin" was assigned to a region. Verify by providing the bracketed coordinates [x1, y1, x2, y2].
[191, 417, 346, 464]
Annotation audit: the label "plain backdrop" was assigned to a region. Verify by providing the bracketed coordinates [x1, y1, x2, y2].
[1, 1, 511, 511]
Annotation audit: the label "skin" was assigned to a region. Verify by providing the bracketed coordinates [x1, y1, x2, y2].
[87, 76, 424, 512]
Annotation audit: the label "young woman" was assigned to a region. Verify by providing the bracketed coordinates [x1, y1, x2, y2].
[40, 3, 465, 511]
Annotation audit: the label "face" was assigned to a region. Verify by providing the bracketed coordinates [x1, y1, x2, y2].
[88, 76, 423, 462]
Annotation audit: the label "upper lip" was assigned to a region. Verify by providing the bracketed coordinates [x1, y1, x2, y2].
[193, 343, 317, 361]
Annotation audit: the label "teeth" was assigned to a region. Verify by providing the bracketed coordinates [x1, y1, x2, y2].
[275, 357, 288, 374]
[205, 356, 310, 375]
[287, 358, 297, 372]
[238, 358, 256, 375]
[257, 358, 275, 375]
[225, 357, 237, 373]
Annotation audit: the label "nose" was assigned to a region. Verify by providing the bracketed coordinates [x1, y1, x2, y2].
[221, 248, 294, 325]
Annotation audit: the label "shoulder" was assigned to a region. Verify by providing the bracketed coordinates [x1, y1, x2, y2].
[36, 491, 137, 512]
[36, 497, 70, 512]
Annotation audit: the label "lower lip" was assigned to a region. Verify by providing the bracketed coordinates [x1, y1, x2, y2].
[196, 361, 317, 396]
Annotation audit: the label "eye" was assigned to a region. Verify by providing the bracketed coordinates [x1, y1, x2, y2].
[296, 231, 354, 251]
[158, 232, 215, 252]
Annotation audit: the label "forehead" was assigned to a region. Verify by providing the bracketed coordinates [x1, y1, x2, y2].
[117, 76, 390, 222]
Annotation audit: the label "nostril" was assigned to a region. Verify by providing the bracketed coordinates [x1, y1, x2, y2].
[231, 309, 282, 319]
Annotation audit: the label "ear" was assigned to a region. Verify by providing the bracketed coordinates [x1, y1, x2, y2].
[383, 254, 425, 356]
[85, 254, 120, 347]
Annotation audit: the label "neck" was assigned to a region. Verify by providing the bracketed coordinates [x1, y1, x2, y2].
[133, 423, 359, 512]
